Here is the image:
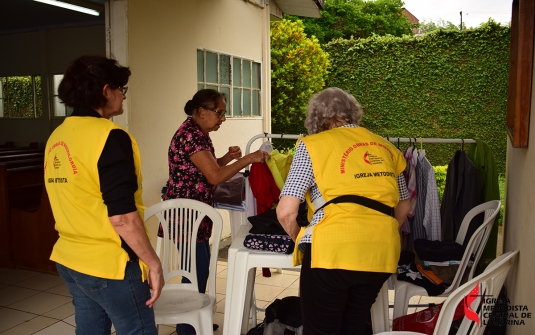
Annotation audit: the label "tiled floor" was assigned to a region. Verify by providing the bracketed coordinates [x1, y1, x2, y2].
[0, 259, 444, 335]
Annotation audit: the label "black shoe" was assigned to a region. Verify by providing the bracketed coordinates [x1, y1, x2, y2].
[213, 324, 219, 331]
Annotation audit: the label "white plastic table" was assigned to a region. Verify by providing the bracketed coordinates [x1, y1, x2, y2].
[222, 224, 391, 335]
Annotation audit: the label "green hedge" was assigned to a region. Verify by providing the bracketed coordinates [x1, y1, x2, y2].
[1, 76, 42, 118]
[325, 21, 509, 173]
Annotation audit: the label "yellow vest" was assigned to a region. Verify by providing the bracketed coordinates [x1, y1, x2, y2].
[294, 127, 406, 273]
[44, 117, 147, 280]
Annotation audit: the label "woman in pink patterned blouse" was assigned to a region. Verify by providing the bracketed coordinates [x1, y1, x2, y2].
[162, 89, 268, 335]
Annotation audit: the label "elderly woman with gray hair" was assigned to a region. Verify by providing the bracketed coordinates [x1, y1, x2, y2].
[276, 87, 411, 335]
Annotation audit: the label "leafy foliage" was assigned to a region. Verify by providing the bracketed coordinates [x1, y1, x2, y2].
[325, 20, 510, 173]
[433, 165, 448, 203]
[418, 19, 461, 34]
[270, 19, 330, 141]
[285, 0, 416, 44]
[1, 76, 42, 118]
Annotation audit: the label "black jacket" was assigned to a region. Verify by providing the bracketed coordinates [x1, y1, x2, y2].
[440, 150, 483, 244]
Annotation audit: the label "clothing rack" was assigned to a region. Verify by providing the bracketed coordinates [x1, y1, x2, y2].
[244, 133, 303, 176]
[385, 137, 476, 144]
[243, 133, 475, 214]
[242, 133, 477, 310]
[245, 133, 476, 157]
[244, 133, 303, 155]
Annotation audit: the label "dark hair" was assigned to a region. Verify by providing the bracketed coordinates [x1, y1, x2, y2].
[184, 89, 226, 116]
[58, 55, 131, 109]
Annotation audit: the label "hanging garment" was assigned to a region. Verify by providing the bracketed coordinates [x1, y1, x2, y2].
[419, 150, 442, 241]
[266, 149, 294, 191]
[249, 162, 281, 214]
[403, 146, 418, 218]
[259, 140, 274, 154]
[467, 139, 500, 273]
[400, 146, 418, 247]
[410, 148, 427, 247]
[440, 150, 483, 242]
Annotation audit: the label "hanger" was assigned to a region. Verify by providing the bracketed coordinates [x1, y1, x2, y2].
[420, 137, 423, 150]
[461, 138, 464, 151]
[275, 133, 286, 152]
[397, 138, 400, 150]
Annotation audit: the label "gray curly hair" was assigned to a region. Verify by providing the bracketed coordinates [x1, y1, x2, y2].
[304, 87, 363, 135]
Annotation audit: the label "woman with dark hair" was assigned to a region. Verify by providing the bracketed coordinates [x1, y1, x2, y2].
[276, 87, 411, 335]
[45, 55, 163, 335]
[162, 89, 268, 335]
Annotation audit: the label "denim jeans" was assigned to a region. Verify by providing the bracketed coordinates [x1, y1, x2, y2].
[176, 240, 211, 335]
[56, 261, 157, 335]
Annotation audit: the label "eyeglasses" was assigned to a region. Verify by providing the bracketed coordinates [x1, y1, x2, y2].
[205, 108, 226, 118]
[119, 86, 128, 95]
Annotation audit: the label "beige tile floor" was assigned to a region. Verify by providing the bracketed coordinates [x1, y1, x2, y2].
[0, 261, 444, 335]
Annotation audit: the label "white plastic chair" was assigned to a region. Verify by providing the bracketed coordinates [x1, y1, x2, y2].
[223, 224, 392, 334]
[376, 250, 518, 335]
[145, 198, 223, 335]
[392, 200, 501, 319]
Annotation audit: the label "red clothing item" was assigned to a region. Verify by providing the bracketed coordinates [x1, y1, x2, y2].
[249, 162, 279, 277]
[249, 162, 280, 214]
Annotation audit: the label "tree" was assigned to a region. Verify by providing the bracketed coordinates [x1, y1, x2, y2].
[286, 0, 416, 44]
[271, 19, 330, 138]
[419, 19, 461, 34]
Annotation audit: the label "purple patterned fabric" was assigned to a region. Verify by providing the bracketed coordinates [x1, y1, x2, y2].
[404, 146, 418, 218]
[159, 117, 216, 242]
[243, 234, 295, 254]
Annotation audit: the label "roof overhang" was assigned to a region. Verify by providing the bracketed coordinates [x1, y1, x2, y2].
[272, 0, 323, 19]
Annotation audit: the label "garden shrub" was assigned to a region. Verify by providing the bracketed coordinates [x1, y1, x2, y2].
[270, 19, 330, 148]
[325, 21, 509, 173]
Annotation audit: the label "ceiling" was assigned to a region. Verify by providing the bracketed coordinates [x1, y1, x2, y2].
[0, 0, 106, 35]
[0, 0, 324, 35]
[273, 0, 323, 18]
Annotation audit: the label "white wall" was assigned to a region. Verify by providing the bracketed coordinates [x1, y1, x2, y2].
[127, 0, 268, 207]
[127, 0, 269, 242]
[503, 57, 535, 333]
[0, 25, 105, 145]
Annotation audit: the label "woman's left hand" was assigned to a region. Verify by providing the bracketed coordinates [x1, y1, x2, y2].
[228, 146, 242, 160]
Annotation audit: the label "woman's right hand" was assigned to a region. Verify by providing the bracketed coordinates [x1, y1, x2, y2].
[247, 150, 270, 164]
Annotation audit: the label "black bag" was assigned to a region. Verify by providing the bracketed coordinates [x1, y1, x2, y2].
[264, 296, 303, 335]
[246, 322, 265, 335]
[215, 172, 245, 206]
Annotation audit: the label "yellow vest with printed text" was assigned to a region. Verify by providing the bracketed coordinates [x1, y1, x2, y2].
[294, 127, 406, 273]
[44, 117, 148, 280]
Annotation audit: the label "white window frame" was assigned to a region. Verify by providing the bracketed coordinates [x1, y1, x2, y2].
[51, 74, 73, 118]
[0, 75, 42, 118]
[197, 49, 262, 118]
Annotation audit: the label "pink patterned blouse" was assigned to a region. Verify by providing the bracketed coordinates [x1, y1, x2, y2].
[160, 117, 216, 242]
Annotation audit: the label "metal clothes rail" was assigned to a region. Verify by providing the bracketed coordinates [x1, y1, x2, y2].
[243, 132, 475, 188]
[244, 133, 476, 157]
[385, 137, 476, 144]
